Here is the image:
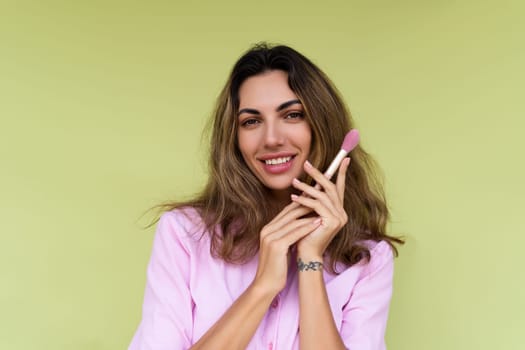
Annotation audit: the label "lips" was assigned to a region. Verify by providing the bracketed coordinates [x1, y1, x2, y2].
[258, 152, 296, 161]
[259, 154, 296, 174]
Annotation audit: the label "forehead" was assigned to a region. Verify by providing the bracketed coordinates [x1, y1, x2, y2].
[238, 70, 298, 109]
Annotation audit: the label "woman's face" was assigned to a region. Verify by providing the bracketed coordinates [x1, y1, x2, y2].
[237, 70, 312, 201]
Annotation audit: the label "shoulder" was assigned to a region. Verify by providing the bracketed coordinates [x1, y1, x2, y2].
[159, 207, 205, 231]
[154, 207, 208, 248]
[327, 240, 394, 282]
[359, 240, 394, 280]
[363, 240, 394, 261]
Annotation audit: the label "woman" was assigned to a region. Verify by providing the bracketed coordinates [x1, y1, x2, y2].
[129, 43, 403, 350]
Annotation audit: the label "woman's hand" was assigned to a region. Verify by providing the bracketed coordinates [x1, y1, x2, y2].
[252, 203, 321, 295]
[291, 158, 351, 259]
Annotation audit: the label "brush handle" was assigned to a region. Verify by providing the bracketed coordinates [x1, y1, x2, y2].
[323, 149, 348, 180]
[310, 149, 348, 191]
[311, 129, 358, 190]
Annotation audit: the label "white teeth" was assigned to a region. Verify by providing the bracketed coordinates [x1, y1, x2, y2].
[265, 156, 292, 165]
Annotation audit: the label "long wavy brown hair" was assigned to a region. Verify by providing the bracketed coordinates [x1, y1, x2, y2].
[156, 43, 403, 273]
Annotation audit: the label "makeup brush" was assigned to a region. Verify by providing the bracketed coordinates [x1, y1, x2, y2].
[307, 129, 360, 192]
[323, 129, 360, 180]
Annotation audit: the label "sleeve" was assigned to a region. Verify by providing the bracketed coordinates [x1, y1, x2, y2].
[340, 241, 395, 350]
[129, 212, 194, 350]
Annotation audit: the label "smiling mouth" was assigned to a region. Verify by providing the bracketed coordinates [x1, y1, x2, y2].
[262, 156, 294, 165]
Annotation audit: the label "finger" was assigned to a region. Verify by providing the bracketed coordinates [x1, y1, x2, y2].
[264, 205, 314, 236]
[291, 195, 347, 234]
[304, 162, 339, 200]
[264, 217, 320, 242]
[277, 217, 322, 246]
[291, 178, 339, 215]
[292, 178, 325, 199]
[272, 200, 302, 222]
[336, 157, 351, 202]
[304, 161, 338, 197]
[290, 194, 336, 220]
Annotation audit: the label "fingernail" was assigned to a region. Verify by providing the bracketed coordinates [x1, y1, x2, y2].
[313, 217, 322, 225]
[291, 194, 298, 200]
[305, 160, 312, 168]
[292, 178, 300, 185]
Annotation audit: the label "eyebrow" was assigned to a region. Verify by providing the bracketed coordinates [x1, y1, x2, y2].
[237, 99, 302, 116]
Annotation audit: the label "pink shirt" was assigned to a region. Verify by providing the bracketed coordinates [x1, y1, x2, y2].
[129, 208, 394, 350]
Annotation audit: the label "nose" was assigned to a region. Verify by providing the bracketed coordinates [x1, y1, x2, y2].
[263, 119, 285, 148]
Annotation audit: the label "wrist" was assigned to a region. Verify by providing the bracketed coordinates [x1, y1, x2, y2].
[296, 246, 323, 261]
[296, 256, 324, 272]
[248, 280, 281, 301]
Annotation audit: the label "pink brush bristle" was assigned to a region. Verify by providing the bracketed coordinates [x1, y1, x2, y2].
[341, 129, 360, 152]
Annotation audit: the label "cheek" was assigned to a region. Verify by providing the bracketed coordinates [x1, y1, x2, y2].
[237, 132, 255, 159]
[302, 126, 313, 154]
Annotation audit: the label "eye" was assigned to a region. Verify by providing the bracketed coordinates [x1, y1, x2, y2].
[240, 118, 260, 127]
[285, 112, 304, 120]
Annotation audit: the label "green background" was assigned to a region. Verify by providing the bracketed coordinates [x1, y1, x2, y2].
[1, 1, 524, 349]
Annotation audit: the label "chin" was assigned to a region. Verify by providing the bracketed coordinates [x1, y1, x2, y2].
[260, 178, 292, 191]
